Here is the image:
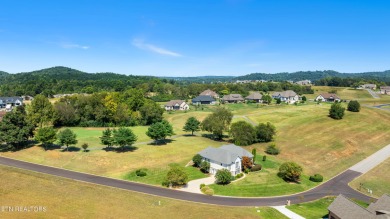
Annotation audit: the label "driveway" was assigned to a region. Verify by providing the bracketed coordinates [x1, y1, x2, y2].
[177, 175, 215, 194]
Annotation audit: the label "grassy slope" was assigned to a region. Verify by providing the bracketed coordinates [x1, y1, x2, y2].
[350, 157, 390, 198]
[0, 165, 286, 219]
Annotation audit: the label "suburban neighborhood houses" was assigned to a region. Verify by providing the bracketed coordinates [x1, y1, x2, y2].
[221, 94, 245, 103]
[164, 100, 189, 111]
[328, 194, 390, 219]
[198, 144, 253, 176]
[315, 93, 341, 102]
[245, 92, 263, 103]
[199, 89, 220, 99]
[380, 86, 390, 95]
[360, 84, 377, 90]
[192, 95, 216, 105]
[272, 90, 299, 104]
[295, 80, 312, 86]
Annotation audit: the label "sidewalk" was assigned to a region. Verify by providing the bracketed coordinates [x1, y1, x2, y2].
[272, 205, 305, 219]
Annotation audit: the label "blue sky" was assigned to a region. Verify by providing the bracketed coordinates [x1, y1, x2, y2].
[0, 0, 389, 76]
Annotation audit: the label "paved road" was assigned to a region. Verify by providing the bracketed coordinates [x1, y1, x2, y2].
[0, 156, 375, 206]
[366, 89, 380, 99]
[350, 144, 390, 173]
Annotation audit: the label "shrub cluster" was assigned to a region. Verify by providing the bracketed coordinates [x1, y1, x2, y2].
[135, 169, 147, 177]
[309, 174, 323, 182]
[235, 173, 244, 179]
[199, 183, 206, 189]
[201, 186, 214, 196]
[251, 164, 262, 172]
[266, 144, 280, 155]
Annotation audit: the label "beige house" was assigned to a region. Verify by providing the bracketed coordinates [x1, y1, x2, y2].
[164, 100, 189, 111]
[380, 86, 390, 95]
[200, 89, 219, 99]
[246, 92, 263, 103]
[221, 94, 244, 103]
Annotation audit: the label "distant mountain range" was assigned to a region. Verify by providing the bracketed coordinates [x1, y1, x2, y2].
[1, 66, 390, 84]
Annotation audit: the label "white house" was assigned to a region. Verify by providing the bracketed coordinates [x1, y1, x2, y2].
[0, 97, 23, 110]
[198, 144, 254, 176]
[315, 93, 341, 102]
[164, 100, 189, 111]
[295, 80, 312, 86]
[272, 90, 299, 104]
[359, 84, 377, 90]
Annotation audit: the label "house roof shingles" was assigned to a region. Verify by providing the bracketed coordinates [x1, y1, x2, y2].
[192, 95, 215, 102]
[0, 97, 23, 103]
[198, 144, 253, 165]
[222, 94, 244, 101]
[272, 90, 298, 98]
[246, 92, 263, 100]
[319, 93, 340, 99]
[165, 100, 185, 107]
[200, 89, 218, 97]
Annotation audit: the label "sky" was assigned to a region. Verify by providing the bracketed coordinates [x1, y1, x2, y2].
[0, 0, 390, 76]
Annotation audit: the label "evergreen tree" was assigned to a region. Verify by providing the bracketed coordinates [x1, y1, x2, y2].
[112, 127, 137, 151]
[347, 100, 361, 112]
[100, 128, 113, 148]
[329, 102, 345, 119]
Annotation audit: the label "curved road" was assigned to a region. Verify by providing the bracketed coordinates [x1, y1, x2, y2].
[0, 156, 377, 206]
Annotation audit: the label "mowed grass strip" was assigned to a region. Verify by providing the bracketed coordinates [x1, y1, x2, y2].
[0, 165, 286, 219]
[350, 157, 390, 198]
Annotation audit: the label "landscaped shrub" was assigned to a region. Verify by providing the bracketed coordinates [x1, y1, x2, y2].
[200, 183, 206, 189]
[251, 164, 262, 172]
[135, 169, 147, 177]
[200, 161, 210, 173]
[347, 100, 361, 112]
[163, 165, 189, 187]
[278, 162, 303, 182]
[244, 168, 250, 174]
[201, 186, 214, 196]
[215, 169, 232, 185]
[309, 174, 324, 182]
[329, 102, 345, 120]
[235, 173, 244, 179]
[266, 144, 280, 155]
[192, 154, 202, 167]
[241, 156, 253, 171]
[262, 155, 267, 161]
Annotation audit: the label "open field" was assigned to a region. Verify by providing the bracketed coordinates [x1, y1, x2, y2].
[0, 165, 286, 219]
[1, 88, 390, 197]
[305, 86, 372, 100]
[209, 155, 318, 197]
[350, 157, 390, 198]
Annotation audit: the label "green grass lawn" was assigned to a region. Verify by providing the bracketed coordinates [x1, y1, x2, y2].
[0, 165, 286, 219]
[350, 157, 390, 198]
[124, 164, 208, 186]
[209, 155, 319, 197]
[287, 197, 369, 219]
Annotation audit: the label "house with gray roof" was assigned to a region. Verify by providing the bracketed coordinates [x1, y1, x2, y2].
[246, 92, 263, 103]
[315, 93, 341, 102]
[192, 95, 216, 105]
[221, 94, 244, 103]
[272, 90, 299, 104]
[328, 194, 390, 219]
[198, 144, 253, 175]
[0, 97, 23, 111]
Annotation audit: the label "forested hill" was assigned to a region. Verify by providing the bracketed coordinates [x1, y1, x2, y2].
[0, 66, 158, 96]
[0, 71, 9, 77]
[235, 70, 390, 82]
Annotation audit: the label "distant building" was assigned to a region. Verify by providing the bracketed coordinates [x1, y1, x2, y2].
[21, 95, 34, 101]
[295, 80, 312, 86]
[164, 100, 189, 111]
[199, 89, 219, 99]
[192, 95, 216, 105]
[221, 94, 244, 103]
[359, 84, 377, 90]
[380, 86, 390, 95]
[328, 194, 390, 219]
[245, 92, 263, 103]
[272, 90, 299, 104]
[315, 93, 341, 102]
[0, 97, 23, 111]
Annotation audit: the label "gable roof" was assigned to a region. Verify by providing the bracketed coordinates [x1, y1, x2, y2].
[192, 95, 215, 102]
[200, 89, 218, 97]
[328, 195, 373, 219]
[0, 97, 23, 103]
[198, 144, 253, 165]
[367, 194, 390, 214]
[246, 92, 263, 100]
[165, 100, 185, 107]
[272, 90, 298, 98]
[319, 93, 340, 99]
[222, 94, 244, 101]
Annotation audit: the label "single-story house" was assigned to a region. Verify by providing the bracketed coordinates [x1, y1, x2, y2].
[198, 144, 253, 176]
[295, 80, 312, 86]
[315, 93, 341, 102]
[272, 90, 299, 104]
[200, 89, 219, 99]
[359, 84, 377, 90]
[0, 97, 23, 109]
[164, 100, 189, 111]
[192, 95, 216, 105]
[246, 92, 263, 103]
[380, 86, 390, 95]
[221, 94, 244, 103]
[328, 194, 390, 219]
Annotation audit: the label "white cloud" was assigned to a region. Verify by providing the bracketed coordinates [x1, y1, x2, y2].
[61, 43, 90, 50]
[132, 39, 181, 57]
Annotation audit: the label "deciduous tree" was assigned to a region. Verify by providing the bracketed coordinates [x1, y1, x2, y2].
[35, 126, 57, 150]
[329, 102, 345, 119]
[183, 117, 201, 135]
[112, 127, 137, 151]
[57, 128, 78, 151]
[255, 122, 276, 142]
[278, 162, 303, 182]
[230, 121, 256, 146]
